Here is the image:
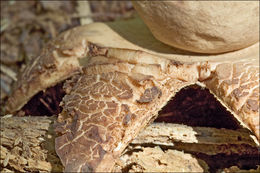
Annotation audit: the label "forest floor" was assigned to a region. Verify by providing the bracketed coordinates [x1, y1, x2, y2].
[0, 0, 135, 115]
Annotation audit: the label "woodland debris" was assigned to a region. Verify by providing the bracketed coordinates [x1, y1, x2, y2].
[0, 116, 62, 172]
[0, 64, 17, 81]
[117, 147, 209, 172]
[131, 123, 258, 155]
[1, 116, 259, 172]
[0, 1, 135, 116]
[217, 165, 260, 173]
[77, 1, 93, 25]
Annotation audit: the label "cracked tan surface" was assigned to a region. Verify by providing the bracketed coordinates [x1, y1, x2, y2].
[5, 35, 107, 113]
[203, 59, 259, 141]
[55, 53, 200, 171]
[5, 18, 259, 172]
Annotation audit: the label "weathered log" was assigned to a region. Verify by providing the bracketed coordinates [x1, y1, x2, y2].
[131, 123, 259, 155]
[0, 115, 62, 172]
[0, 115, 259, 172]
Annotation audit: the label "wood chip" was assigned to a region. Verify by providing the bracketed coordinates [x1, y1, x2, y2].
[0, 64, 17, 81]
[0, 18, 10, 33]
[3, 153, 10, 167]
[1, 79, 11, 95]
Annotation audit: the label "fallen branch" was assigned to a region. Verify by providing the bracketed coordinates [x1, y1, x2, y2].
[131, 123, 259, 155]
[0, 116, 259, 172]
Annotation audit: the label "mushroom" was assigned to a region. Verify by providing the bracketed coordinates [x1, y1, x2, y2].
[133, 1, 259, 54]
[6, 8, 259, 173]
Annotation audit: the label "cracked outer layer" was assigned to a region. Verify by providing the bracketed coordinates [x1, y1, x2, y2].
[5, 32, 107, 113]
[203, 58, 259, 141]
[55, 53, 200, 172]
[5, 20, 259, 172]
[54, 46, 259, 172]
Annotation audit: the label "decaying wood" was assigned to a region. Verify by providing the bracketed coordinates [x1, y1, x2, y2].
[131, 123, 259, 155]
[114, 146, 209, 172]
[0, 115, 259, 172]
[217, 165, 260, 173]
[0, 115, 62, 172]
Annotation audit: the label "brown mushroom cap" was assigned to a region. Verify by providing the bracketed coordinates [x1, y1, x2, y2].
[133, 1, 259, 54]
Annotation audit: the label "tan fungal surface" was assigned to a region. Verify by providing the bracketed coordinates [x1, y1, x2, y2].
[203, 58, 260, 140]
[133, 1, 259, 53]
[5, 32, 107, 113]
[5, 18, 259, 172]
[55, 51, 200, 172]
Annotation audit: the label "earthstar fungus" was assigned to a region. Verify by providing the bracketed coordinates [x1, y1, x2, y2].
[6, 15, 259, 173]
[133, 1, 259, 54]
